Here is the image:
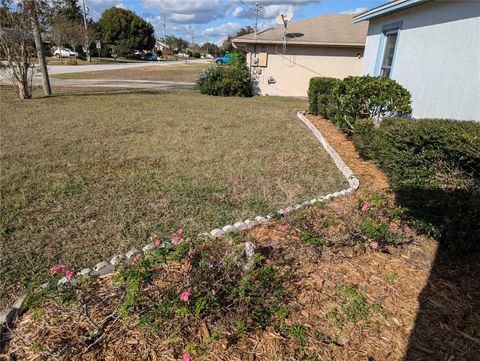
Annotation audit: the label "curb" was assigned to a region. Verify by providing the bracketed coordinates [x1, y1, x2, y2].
[0, 111, 359, 340]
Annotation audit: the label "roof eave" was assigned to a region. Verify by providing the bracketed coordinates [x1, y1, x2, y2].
[353, 0, 430, 23]
[232, 39, 365, 48]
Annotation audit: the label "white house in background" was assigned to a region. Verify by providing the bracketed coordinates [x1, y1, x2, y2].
[354, 0, 480, 121]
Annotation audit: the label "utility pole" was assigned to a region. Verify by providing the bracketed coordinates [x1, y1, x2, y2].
[163, 14, 167, 43]
[27, 0, 51, 96]
[163, 14, 167, 59]
[254, 2, 263, 38]
[252, 2, 263, 73]
[81, 0, 90, 62]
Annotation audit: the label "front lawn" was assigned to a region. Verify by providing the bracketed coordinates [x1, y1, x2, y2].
[0, 87, 347, 307]
[52, 63, 209, 82]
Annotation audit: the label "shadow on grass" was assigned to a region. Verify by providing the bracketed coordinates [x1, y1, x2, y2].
[399, 186, 480, 359]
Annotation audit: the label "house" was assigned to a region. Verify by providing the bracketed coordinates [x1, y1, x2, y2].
[354, 0, 480, 121]
[232, 14, 368, 97]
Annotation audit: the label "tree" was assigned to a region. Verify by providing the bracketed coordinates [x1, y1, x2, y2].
[50, 15, 69, 63]
[200, 42, 219, 56]
[24, 0, 51, 96]
[236, 26, 254, 37]
[222, 27, 254, 54]
[0, 2, 36, 99]
[80, 21, 96, 62]
[53, 0, 82, 22]
[98, 8, 154, 56]
[165, 35, 188, 53]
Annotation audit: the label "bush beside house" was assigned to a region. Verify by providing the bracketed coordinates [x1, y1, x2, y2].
[196, 63, 253, 97]
[308, 75, 412, 132]
[353, 118, 480, 252]
[308, 77, 341, 117]
[308, 76, 480, 252]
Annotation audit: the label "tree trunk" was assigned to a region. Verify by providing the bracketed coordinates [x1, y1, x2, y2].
[18, 62, 32, 100]
[28, 0, 51, 96]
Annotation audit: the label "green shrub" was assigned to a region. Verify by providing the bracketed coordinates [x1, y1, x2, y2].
[307, 77, 341, 116]
[353, 118, 480, 252]
[196, 63, 253, 97]
[331, 76, 412, 132]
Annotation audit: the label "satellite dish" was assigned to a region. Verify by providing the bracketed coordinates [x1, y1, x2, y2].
[275, 11, 294, 26]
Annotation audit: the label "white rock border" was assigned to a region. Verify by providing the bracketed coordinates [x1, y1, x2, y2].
[0, 111, 359, 338]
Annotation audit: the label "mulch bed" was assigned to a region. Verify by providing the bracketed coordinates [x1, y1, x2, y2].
[2, 116, 479, 361]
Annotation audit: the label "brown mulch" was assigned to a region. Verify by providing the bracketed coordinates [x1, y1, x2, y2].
[3, 116, 479, 361]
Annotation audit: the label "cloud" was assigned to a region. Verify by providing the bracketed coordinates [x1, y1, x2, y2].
[232, 0, 321, 19]
[85, 0, 128, 19]
[339, 7, 368, 14]
[142, 0, 230, 24]
[201, 22, 243, 37]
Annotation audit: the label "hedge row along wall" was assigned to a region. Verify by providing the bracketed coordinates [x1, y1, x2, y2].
[353, 118, 480, 252]
[308, 75, 412, 133]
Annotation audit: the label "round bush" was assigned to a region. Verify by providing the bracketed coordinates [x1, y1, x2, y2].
[196, 64, 253, 97]
[331, 76, 412, 132]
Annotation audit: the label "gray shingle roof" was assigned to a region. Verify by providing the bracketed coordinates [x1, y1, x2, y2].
[233, 14, 368, 47]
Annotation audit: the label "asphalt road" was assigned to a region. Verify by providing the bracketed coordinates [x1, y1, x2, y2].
[41, 59, 210, 75]
[45, 78, 195, 90]
[0, 59, 208, 90]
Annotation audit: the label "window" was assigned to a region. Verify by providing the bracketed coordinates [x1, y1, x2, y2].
[380, 30, 398, 78]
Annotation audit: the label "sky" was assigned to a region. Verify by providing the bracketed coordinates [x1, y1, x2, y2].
[84, 0, 386, 45]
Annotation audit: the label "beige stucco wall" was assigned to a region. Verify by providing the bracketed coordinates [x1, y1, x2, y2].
[244, 44, 363, 97]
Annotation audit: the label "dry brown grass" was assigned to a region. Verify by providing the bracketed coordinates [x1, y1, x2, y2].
[0, 87, 346, 308]
[3, 116, 479, 361]
[51, 63, 209, 82]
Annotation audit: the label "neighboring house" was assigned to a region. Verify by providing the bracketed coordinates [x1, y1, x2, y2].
[232, 14, 368, 97]
[354, 0, 480, 121]
[154, 40, 170, 52]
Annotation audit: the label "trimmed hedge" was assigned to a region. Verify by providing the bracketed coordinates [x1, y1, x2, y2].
[307, 76, 412, 133]
[196, 63, 253, 97]
[331, 76, 412, 132]
[353, 118, 480, 252]
[308, 77, 341, 117]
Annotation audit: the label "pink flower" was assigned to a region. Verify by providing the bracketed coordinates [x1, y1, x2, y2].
[154, 239, 161, 248]
[361, 202, 370, 213]
[370, 241, 379, 250]
[171, 236, 181, 245]
[49, 264, 67, 274]
[185, 237, 192, 242]
[265, 259, 272, 264]
[65, 270, 75, 280]
[282, 210, 289, 217]
[279, 225, 289, 232]
[404, 226, 412, 233]
[180, 290, 192, 302]
[240, 272, 244, 276]
[183, 352, 191, 361]
[177, 228, 184, 235]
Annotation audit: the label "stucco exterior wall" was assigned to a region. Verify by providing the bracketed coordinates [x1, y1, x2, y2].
[244, 44, 363, 97]
[362, 0, 480, 121]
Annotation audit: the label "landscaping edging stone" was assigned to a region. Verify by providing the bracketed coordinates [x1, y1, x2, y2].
[0, 111, 359, 341]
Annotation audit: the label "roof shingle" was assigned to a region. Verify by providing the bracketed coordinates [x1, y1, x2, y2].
[233, 14, 368, 47]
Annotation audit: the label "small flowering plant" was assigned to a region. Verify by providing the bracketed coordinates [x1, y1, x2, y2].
[49, 263, 75, 280]
[128, 237, 291, 345]
[359, 193, 413, 249]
